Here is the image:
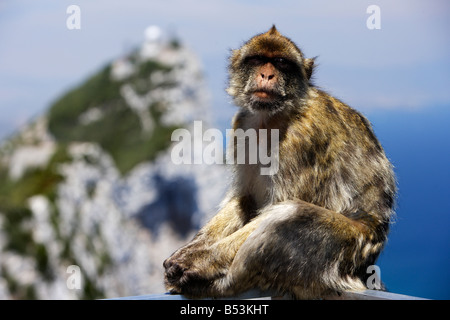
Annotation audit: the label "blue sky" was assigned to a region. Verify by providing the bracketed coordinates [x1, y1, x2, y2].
[0, 0, 449, 138]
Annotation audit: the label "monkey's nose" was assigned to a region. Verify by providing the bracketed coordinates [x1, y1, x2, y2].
[261, 73, 275, 80]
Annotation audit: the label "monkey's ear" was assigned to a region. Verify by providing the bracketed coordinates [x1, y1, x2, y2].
[304, 57, 316, 80]
[228, 48, 242, 70]
[226, 86, 237, 96]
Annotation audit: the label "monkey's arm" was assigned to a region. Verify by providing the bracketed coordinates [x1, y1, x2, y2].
[164, 215, 262, 297]
[195, 195, 247, 243]
[163, 194, 247, 292]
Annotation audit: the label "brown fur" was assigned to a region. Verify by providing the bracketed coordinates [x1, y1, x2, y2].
[163, 26, 396, 299]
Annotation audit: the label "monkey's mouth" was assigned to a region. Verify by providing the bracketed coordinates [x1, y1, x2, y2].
[251, 89, 280, 101]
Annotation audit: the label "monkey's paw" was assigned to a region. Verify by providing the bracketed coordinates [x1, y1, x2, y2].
[163, 249, 226, 296]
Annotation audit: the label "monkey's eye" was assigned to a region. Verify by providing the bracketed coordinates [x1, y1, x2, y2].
[272, 57, 291, 69]
[244, 55, 266, 66]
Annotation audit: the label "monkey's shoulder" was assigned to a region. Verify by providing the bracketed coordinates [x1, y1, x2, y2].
[297, 88, 383, 149]
[305, 88, 367, 126]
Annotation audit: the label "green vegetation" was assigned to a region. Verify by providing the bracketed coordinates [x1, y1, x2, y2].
[0, 143, 111, 299]
[48, 65, 122, 138]
[0, 146, 70, 207]
[0, 267, 37, 299]
[0, 145, 70, 254]
[0, 146, 70, 298]
[47, 58, 179, 175]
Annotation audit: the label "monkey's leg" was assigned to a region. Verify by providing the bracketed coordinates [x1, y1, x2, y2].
[164, 215, 263, 297]
[212, 200, 378, 299]
[163, 195, 248, 293]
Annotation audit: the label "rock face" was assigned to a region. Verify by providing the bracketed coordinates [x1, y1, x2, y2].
[0, 27, 228, 299]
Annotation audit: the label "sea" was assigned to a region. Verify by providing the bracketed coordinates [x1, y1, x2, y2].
[369, 104, 450, 299]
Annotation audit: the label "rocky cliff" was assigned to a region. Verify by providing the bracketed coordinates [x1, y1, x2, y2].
[0, 27, 228, 299]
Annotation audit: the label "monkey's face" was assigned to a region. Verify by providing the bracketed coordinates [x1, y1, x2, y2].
[227, 26, 314, 115]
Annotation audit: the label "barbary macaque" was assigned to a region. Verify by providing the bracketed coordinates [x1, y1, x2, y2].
[163, 26, 396, 299]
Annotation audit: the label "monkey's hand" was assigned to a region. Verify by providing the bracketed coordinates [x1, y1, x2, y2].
[163, 217, 261, 297]
[163, 243, 229, 297]
[163, 196, 251, 296]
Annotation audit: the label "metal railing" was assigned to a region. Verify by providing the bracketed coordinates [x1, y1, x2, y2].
[108, 289, 428, 300]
